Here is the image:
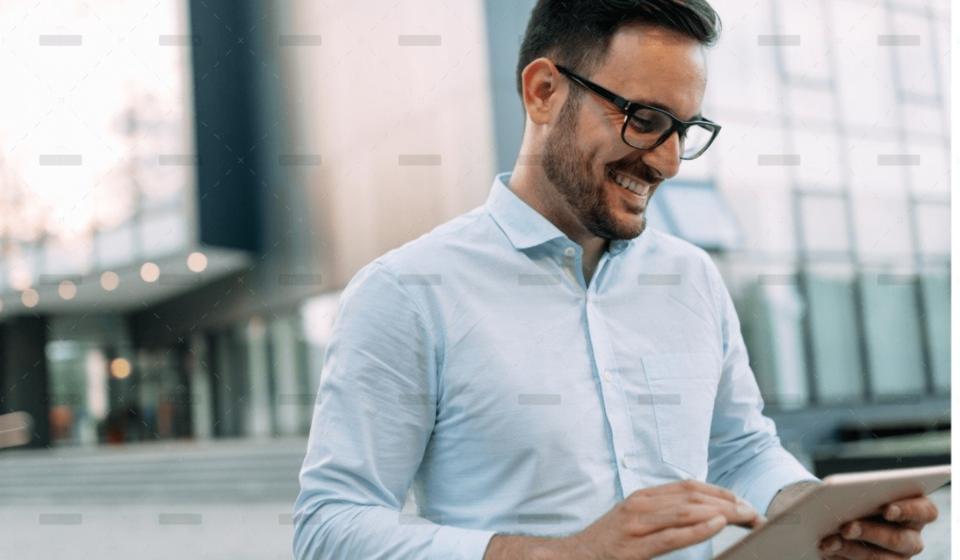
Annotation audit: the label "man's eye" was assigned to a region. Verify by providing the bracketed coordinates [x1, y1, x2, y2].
[628, 117, 657, 133]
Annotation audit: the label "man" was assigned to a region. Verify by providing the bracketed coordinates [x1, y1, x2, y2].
[293, 1, 938, 559]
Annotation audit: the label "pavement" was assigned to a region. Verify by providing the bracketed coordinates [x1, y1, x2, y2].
[0, 437, 951, 559]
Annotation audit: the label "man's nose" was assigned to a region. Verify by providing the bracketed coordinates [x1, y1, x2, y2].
[643, 130, 682, 179]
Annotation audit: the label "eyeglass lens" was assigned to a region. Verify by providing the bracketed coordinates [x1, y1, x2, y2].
[624, 109, 714, 158]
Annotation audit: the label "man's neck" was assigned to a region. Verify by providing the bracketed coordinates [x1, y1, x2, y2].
[506, 167, 609, 285]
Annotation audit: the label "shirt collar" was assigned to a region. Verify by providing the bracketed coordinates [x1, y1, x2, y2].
[485, 172, 637, 257]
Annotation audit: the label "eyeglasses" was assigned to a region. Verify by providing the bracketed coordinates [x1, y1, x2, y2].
[554, 64, 721, 160]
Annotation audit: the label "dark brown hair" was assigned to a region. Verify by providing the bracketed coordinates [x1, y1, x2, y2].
[516, 0, 722, 98]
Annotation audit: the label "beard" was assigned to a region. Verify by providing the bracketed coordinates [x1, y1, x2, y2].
[540, 93, 659, 241]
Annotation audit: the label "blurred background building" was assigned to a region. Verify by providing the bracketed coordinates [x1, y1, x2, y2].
[0, 0, 950, 478]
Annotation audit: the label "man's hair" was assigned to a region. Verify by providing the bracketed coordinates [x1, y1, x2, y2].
[516, 0, 722, 98]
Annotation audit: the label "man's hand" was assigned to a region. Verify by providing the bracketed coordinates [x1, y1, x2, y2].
[554, 479, 763, 560]
[817, 495, 938, 559]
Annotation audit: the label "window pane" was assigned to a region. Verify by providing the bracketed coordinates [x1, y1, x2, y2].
[804, 270, 864, 402]
[852, 192, 914, 262]
[915, 203, 949, 255]
[833, 0, 898, 128]
[792, 130, 842, 190]
[859, 273, 925, 395]
[800, 195, 850, 252]
[779, 0, 831, 82]
[891, 12, 939, 99]
[920, 273, 950, 393]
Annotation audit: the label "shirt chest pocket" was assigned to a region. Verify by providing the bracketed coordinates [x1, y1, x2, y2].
[640, 353, 721, 480]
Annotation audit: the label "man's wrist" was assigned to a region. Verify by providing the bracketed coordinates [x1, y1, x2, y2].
[482, 533, 574, 560]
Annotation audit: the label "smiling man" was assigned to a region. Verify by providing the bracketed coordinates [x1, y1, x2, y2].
[293, 1, 937, 559]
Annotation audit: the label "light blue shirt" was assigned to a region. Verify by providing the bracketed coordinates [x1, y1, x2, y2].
[293, 173, 818, 560]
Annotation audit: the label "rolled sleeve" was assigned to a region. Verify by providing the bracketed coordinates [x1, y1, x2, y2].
[292, 262, 496, 560]
[704, 263, 820, 515]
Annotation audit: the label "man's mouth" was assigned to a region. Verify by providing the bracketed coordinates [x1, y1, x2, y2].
[606, 167, 653, 199]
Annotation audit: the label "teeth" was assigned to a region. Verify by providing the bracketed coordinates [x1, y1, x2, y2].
[610, 170, 650, 197]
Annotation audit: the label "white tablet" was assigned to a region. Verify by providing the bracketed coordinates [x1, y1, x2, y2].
[714, 464, 951, 560]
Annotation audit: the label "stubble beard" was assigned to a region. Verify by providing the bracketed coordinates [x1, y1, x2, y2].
[540, 94, 649, 241]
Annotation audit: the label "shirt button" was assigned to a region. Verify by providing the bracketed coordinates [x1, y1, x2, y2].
[564, 247, 575, 257]
[622, 456, 632, 469]
[603, 370, 613, 382]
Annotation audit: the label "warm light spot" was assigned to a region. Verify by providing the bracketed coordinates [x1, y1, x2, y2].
[187, 252, 208, 272]
[59, 281, 77, 300]
[10, 267, 31, 291]
[140, 262, 160, 282]
[110, 357, 131, 379]
[101, 271, 120, 291]
[22, 289, 39, 307]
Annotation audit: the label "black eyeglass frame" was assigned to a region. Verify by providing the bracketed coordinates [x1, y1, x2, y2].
[554, 64, 721, 160]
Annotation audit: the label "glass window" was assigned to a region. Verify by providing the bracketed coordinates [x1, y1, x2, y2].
[919, 273, 950, 393]
[846, 139, 909, 193]
[908, 145, 950, 196]
[141, 212, 188, 257]
[890, 12, 939, 99]
[804, 269, 864, 403]
[852, 193, 915, 262]
[833, 1, 898, 128]
[800, 195, 850, 253]
[655, 183, 743, 251]
[859, 272, 926, 396]
[791, 130, 843, 191]
[778, 0, 831, 82]
[98, 224, 137, 268]
[915, 203, 949, 255]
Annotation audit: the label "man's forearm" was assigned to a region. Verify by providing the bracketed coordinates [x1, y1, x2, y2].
[766, 481, 822, 518]
[483, 534, 571, 560]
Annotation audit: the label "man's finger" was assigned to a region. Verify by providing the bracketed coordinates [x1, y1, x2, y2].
[648, 515, 727, 556]
[629, 479, 739, 504]
[882, 496, 939, 528]
[633, 501, 761, 534]
[839, 520, 923, 556]
[818, 535, 905, 560]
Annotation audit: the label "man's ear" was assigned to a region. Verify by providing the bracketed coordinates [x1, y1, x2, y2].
[521, 58, 567, 126]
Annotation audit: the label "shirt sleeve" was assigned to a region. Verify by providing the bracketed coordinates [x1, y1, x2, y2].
[703, 261, 821, 515]
[292, 262, 497, 560]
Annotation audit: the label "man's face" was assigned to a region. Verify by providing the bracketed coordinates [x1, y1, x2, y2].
[540, 24, 708, 241]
